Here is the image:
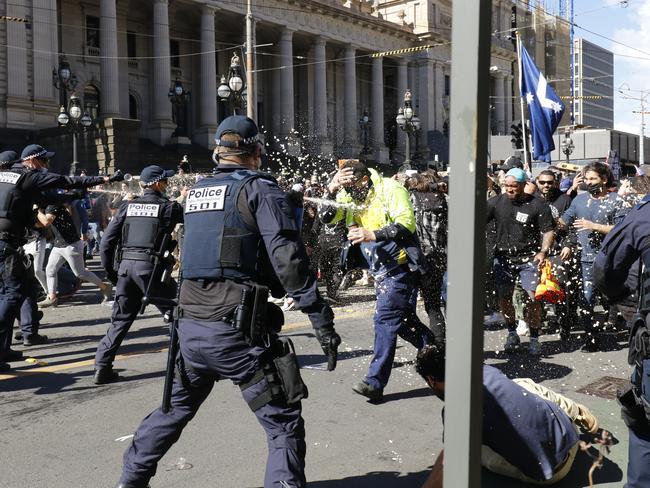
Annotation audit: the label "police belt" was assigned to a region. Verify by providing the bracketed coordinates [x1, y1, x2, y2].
[0, 232, 26, 248]
[119, 249, 156, 263]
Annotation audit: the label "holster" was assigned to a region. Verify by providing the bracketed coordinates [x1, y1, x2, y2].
[233, 284, 273, 345]
[271, 336, 308, 404]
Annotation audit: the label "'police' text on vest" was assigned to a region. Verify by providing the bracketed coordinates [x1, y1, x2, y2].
[186, 185, 228, 213]
[126, 203, 160, 218]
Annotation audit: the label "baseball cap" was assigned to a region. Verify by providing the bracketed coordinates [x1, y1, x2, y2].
[0, 150, 19, 167]
[214, 115, 259, 148]
[499, 156, 523, 172]
[21, 144, 55, 161]
[505, 168, 527, 183]
[559, 177, 573, 192]
[140, 165, 175, 185]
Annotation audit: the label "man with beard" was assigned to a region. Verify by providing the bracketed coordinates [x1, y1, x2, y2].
[488, 168, 555, 356]
[560, 162, 624, 352]
[320, 160, 433, 401]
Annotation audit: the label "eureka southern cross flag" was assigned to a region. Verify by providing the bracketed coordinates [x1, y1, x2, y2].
[518, 43, 565, 162]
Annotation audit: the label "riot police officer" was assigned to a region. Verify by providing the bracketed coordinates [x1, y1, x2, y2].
[0, 144, 116, 372]
[114, 115, 340, 488]
[94, 165, 183, 384]
[593, 193, 650, 487]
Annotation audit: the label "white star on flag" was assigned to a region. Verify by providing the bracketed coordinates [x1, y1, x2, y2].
[526, 92, 534, 104]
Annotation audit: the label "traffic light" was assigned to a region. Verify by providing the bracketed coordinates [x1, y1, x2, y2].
[510, 120, 523, 149]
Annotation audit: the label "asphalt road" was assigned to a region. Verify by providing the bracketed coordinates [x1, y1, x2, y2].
[0, 271, 632, 488]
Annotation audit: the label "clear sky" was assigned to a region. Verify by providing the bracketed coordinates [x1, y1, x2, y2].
[570, 0, 650, 134]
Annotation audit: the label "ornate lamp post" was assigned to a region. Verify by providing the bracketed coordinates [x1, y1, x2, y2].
[52, 57, 78, 107]
[359, 108, 371, 155]
[396, 89, 421, 170]
[168, 78, 191, 137]
[218, 52, 246, 115]
[561, 126, 574, 165]
[57, 93, 93, 176]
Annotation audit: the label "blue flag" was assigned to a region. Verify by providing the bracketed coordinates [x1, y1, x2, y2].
[519, 43, 565, 162]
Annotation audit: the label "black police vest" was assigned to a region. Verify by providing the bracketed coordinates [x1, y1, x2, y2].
[181, 170, 262, 281]
[121, 197, 165, 251]
[0, 169, 27, 235]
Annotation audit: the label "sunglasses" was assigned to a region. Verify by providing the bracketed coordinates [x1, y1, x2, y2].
[537, 180, 554, 185]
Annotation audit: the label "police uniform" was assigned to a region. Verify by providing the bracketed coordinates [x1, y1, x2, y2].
[115, 116, 339, 488]
[0, 145, 107, 371]
[95, 165, 183, 384]
[593, 194, 650, 488]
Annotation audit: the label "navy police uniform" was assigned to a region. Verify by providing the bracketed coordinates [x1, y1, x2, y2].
[0, 145, 107, 371]
[95, 166, 183, 384]
[593, 194, 650, 487]
[116, 116, 339, 488]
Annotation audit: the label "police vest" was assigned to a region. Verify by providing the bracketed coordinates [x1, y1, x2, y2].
[181, 170, 264, 281]
[0, 169, 28, 235]
[121, 197, 165, 251]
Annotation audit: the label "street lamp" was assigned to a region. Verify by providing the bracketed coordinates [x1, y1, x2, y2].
[168, 78, 191, 137]
[359, 109, 371, 155]
[560, 126, 574, 165]
[57, 93, 94, 176]
[218, 52, 246, 115]
[396, 89, 420, 170]
[52, 57, 78, 107]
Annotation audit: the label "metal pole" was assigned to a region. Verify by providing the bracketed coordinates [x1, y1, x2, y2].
[641, 95, 646, 166]
[516, 33, 530, 167]
[405, 130, 411, 165]
[70, 130, 78, 177]
[444, 0, 491, 486]
[569, 0, 575, 124]
[245, 0, 255, 121]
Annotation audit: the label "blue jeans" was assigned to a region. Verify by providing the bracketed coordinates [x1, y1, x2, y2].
[365, 267, 433, 390]
[578, 261, 599, 335]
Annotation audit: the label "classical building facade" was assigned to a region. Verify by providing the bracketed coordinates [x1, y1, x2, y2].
[0, 0, 569, 173]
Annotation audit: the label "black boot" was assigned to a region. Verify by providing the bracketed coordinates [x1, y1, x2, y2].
[114, 483, 151, 488]
[352, 381, 384, 402]
[315, 330, 341, 371]
[0, 349, 23, 362]
[23, 334, 48, 346]
[0, 361, 10, 372]
[94, 368, 119, 385]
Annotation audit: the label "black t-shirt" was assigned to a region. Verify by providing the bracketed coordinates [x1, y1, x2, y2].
[45, 204, 79, 247]
[486, 193, 554, 257]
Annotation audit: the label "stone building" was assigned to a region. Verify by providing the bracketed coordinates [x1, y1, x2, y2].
[0, 0, 569, 174]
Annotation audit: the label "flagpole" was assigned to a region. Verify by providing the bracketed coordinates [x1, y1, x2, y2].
[516, 32, 530, 168]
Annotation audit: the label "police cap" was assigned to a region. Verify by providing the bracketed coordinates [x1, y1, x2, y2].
[0, 150, 19, 166]
[140, 165, 175, 185]
[214, 115, 259, 148]
[21, 144, 55, 161]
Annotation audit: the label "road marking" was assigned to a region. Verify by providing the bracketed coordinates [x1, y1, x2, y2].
[0, 308, 371, 381]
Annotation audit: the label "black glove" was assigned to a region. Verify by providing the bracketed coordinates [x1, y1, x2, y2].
[106, 269, 118, 286]
[315, 329, 341, 371]
[108, 170, 125, 183]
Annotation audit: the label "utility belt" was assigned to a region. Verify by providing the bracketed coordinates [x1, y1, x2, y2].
[229, 283, 284, 347]
[119, 248, 156, 263]
[0, 232, 26, 248]
[619, 311, 650, 433]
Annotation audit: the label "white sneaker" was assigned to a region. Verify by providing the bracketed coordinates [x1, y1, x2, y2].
[516, 320, 530, 337]
[281, 298, 295, 312]
[268, 295, 285, 305]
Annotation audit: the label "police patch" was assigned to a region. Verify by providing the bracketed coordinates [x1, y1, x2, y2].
[185, 184, 228, 213]
[126, 203, 160, 217]
[515, 211, 529, 223]
[0, 172, 21, 185]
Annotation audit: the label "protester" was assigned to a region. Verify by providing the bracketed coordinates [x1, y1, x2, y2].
[487, 168, 555, 356]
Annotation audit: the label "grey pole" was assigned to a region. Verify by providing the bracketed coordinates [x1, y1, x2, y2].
[70, 130, 78, 177]
[405, 131, 411, 165]
[443, 0, 492, 486]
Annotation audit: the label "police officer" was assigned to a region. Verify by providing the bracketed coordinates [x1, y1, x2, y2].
[593, 193, 650, 487]
[114, 116, 340, 488]
[94, 165, 183, 384]
[0, 144, 117, 372]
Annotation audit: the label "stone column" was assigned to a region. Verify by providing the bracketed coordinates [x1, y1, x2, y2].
[100, 0, 121, 118]
[279, 28, 295, 136]
[504, 74, 513, 129]
[6, 3, 28, 99]
[32, 0, 57, 106]
[195, 5, 218, 148]
[149, 0, 174, 145]
[313, 37, 332, 155]
[493, 71, 505, 134]
[343, 44, 359, 156]
[434, 61, 446, 131]
[371, 56, 388, 162]
[417, 54, 435, 159]
[396, 59, 408, 152]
